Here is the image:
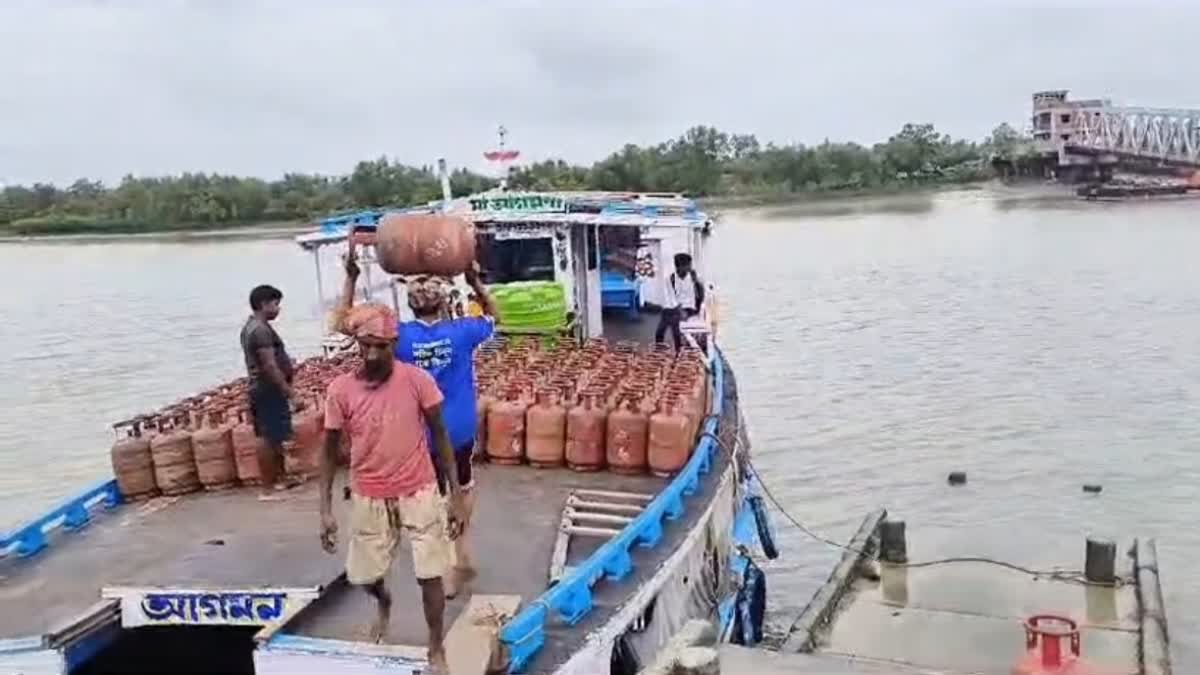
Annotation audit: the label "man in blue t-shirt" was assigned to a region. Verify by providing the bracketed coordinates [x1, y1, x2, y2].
[338, 256, 496, 597]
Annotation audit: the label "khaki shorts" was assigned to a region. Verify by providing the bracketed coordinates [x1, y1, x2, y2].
[346, 485, 450, 584]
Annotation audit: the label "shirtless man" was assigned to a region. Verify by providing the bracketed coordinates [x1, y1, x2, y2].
[318, 303, 466, 674]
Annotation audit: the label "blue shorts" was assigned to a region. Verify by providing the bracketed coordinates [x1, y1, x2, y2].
[249, 383, 292, 447]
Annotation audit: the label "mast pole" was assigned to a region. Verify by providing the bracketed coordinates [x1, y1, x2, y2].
[437, 158, 452, 202]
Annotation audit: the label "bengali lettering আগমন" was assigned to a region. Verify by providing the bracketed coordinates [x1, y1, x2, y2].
[140, 592, 287, 623]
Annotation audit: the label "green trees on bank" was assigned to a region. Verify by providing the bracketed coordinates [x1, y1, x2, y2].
[0, 122, 1032, 235]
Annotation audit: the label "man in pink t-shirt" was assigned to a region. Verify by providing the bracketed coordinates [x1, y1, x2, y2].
[318, 303, 466, 674]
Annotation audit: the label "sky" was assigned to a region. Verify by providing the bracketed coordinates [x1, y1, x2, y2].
[2, 0, 1199, 186]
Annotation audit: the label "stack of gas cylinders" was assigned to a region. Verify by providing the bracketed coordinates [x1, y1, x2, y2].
[108, 353, 360, 501]
[479, 337, 710, 476]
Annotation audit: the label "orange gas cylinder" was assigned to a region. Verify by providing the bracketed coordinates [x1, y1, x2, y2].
[374, 212, 477, 276]
[526, 389, 567, 468]
[566, 393, 607, 472]
[648, 399, 691, 476]
[110, 420, 158, 501]
[192, 411, 237, 490]
[150, 415, 201, 496]
[1012, 615, 1108, 675]
[286, 397, 322, 479]
[487, 389, 527, 464]
[230, 408, 264, 485]
[607, 398, 649, 475]
[475, 390, 494, 454]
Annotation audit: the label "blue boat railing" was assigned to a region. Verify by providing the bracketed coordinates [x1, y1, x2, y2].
[499, 353, 726, 673]
[0, 480, 122, 559]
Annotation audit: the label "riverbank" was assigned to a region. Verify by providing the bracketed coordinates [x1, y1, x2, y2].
[705, 179, 1078, 220]
[699, 180, 987, 209]
[1, 180, 1078, 242]
[0, 221, 310, 244]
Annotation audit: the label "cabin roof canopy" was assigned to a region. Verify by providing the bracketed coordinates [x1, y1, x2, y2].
[295, 190, 711, 250]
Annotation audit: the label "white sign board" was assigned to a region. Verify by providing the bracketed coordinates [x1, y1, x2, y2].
[102, 587, 320, 628]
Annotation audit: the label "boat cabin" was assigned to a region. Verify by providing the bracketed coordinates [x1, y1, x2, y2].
[294, 190, 718, 354]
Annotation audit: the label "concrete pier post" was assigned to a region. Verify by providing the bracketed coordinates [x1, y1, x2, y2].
[881, 564, 909, 606]
[880, 519, 907, 564]
[1085, 537, 1117, 585]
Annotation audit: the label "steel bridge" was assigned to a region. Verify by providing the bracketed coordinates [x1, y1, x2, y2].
[1067, 106, 1200, 168]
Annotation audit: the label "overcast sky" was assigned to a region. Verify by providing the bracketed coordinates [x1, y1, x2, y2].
[2, 1, 1198, 186]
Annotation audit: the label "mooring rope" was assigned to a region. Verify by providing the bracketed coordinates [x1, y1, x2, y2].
[705, 431, 1130, 587]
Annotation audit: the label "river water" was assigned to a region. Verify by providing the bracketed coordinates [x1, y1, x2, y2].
[1, 189, 1197, 668]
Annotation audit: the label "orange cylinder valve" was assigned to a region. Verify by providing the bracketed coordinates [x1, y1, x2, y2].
[1011, 615, 1106, 675]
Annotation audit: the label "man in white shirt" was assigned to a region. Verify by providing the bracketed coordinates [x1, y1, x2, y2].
[655, 252, 705, 352]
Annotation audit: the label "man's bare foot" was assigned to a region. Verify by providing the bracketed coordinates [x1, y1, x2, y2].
[275, 475, 305, 490]
[427, 646, 449, 675]
[368, 610, 390, 643]
[368, 587, 392, 643]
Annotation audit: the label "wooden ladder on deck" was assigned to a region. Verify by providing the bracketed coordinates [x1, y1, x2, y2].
[549, 488, 655, 585]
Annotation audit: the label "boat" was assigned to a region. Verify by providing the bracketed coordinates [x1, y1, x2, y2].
[1076, 180, 1197, 201]
[0, 184, 779, 675]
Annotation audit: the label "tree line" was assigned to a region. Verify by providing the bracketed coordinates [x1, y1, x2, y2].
[0, 122, 1034, 235]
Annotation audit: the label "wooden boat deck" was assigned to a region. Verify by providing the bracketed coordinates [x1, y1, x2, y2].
[0, 462, 674, 640]
[285, 464, 669, 646]
[0, 480, 342, 640]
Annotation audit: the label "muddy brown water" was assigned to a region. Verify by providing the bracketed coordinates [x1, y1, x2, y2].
[1, 189, 1196, 669]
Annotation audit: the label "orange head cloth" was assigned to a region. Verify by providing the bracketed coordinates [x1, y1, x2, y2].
[339, 303, 398, 340]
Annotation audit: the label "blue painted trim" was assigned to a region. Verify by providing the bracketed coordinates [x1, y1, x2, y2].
[64, 621, 122, 673]
[732, 489, 758, 551]
[0, 480, 122, 559]
[721, 488, 757, 642]
[316, 203, 441, 234]
[717, 593, 738, 641]
[499, 352, 727, 673]
[317, 209, 383, 233]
